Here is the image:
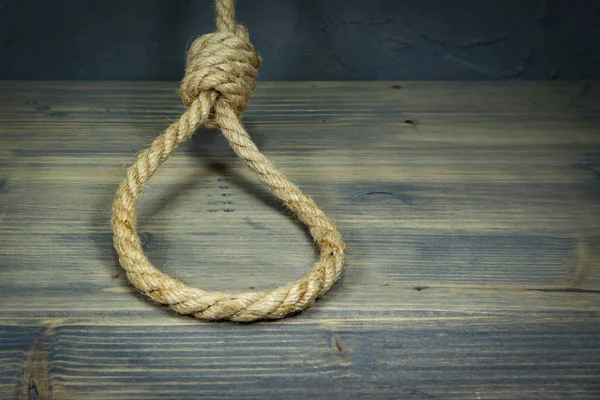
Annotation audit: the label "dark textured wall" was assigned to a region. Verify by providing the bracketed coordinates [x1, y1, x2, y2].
[1, 0, 599, 81]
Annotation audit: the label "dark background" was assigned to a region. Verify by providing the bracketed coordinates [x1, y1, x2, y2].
[1, 0, 599, 81]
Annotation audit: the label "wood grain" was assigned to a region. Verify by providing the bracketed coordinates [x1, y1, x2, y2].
[0, 81, 599, 399]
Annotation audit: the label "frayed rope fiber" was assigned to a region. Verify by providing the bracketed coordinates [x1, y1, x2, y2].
[111, 0, 346, 322]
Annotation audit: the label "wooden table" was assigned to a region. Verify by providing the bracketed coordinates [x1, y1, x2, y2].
[1, 81, 599, 399]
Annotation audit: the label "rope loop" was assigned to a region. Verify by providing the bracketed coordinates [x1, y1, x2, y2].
[111, 0, 346, 322]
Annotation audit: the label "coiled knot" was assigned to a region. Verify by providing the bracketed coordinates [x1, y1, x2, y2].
[180, 25, 261, 127]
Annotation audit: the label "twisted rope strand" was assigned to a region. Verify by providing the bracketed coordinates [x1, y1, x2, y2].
[111, 0, 346, 322]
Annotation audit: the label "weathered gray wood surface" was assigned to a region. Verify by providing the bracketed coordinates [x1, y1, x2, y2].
[0, 81, 599, 399]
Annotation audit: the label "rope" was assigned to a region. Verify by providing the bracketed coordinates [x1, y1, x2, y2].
[111, 0, 346, 322]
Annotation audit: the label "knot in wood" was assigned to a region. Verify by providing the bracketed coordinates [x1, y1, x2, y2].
[180, 26, 261, 127]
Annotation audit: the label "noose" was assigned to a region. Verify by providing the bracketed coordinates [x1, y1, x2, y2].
[111, 0, 346, 322]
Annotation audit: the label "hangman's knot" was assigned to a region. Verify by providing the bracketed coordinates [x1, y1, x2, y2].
[180, 25, 261, 123]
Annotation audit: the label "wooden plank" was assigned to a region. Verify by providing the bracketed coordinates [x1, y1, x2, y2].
[0, 81, 599, 398]
[1, 287, 600, 325]
[5, 317, 600, 400]
[1, 81, 599, 117]
[1, 149, 598, 295]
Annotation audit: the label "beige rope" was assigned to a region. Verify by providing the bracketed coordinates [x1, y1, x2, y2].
[111, 0, 346, 322]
